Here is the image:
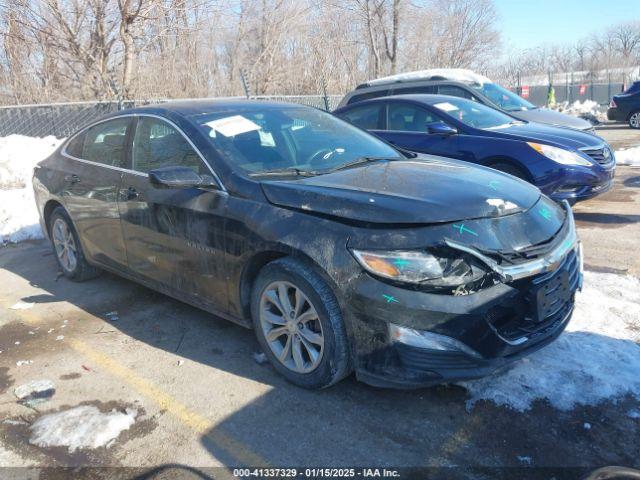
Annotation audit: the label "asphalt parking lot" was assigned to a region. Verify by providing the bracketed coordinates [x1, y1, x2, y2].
[0, 125, 639, 478]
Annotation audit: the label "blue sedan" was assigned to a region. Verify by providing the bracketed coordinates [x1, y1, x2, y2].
[334, 95, 616, 203]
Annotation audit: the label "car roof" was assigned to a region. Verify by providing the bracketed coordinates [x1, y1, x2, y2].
[110, 99, 313, 119]
[356, 69, 492, 89]
[340, 94, 466, 108]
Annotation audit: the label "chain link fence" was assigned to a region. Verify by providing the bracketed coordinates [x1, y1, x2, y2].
[0, 95, 343, 138]
[0, 80, 630, 139]
[512, 83, 625, 108]
[510, 67, 639, 107]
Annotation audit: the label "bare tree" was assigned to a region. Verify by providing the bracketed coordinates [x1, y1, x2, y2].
[609, 21, 640, 65]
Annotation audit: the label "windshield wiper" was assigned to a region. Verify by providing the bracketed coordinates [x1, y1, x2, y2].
[248, 167, 319, 178]
[324, 156, 393, 173]
[394, 146, 418, 158]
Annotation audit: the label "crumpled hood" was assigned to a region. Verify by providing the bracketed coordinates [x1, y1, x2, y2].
[487, 121, 604, 150]
[510, 108, 594, 131]
[260, 157, 541, 225]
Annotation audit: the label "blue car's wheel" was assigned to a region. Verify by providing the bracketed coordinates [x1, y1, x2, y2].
[488, 162, 529, 182]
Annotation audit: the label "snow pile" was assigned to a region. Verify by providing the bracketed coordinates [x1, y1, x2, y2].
[462, 271, 640, 412]
[615, 146, 640, 166]
[552, 100, 607, 124]
[0, 134, 63, 244]
[367, 68, 491, 86]
[29, 405, 137, 452]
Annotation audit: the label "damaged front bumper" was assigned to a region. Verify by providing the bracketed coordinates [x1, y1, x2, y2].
[349, 202, 583, 389]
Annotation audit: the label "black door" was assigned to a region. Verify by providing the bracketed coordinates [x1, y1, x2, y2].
[61, 117, 131, 271]
[118, 116, 229, 312]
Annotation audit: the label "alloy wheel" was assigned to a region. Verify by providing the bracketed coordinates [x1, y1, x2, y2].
[52, 218, 78, 273]
[259, 281, 324, 373]
[631, 112, 640, 129]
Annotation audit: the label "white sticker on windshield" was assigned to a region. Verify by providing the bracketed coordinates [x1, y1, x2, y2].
[205, 115, 261, 137]
[258, 130, 275, 147]
[434, 102, 459, 112]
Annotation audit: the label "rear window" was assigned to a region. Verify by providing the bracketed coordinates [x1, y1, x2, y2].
[65, 132, 85, 158]
[65, 118, 130, 167]
[338, 103, 384, 130]
[437, 85, 478, 100]
[392, 85, 437, 95]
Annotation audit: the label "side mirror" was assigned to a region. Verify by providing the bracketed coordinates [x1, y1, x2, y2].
[427, 122, 457, 135]
[149, 166, 216, 189]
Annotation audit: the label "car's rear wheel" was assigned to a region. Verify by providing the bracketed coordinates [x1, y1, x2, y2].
[629, 111, 640, 129]
[488, 161, 529, 182]
[49, 207, 100, 281]
[251, 258, 351, 389]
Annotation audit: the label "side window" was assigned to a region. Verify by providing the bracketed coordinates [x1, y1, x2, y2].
[339, 104, 384, 129]
[347, 89, 390, 105]
[437, 85, 477, 100]
[392, 85, 437, 95]
[73, 118, 130, 167]
[65, 132, 86, 158]
[132, 117, 207, 174]
[387, 103, 443, 132]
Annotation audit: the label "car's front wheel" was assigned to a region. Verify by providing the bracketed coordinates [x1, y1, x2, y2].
[251, 258, 352, 389]
[49, 207, 101, 281]
[488, 161, 529, 182]
[629, 110, 640, 129]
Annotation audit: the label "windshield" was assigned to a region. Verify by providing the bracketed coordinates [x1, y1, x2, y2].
[193, 106, 401, 176]
[431, 97, 520, 129]
[471, 82, 536, 112]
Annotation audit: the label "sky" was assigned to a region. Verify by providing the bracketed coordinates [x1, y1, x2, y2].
[494, 0, 640, 51]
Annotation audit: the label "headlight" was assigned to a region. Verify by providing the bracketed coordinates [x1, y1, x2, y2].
[527, 142, 593, 166]
[351, 249, 487, 288]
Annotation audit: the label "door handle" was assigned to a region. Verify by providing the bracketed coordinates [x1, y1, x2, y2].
[64, 174, 80, 184]
[126, 186, 139, 200]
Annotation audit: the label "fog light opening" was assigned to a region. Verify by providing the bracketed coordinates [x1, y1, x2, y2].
[389, 324, 482, 358]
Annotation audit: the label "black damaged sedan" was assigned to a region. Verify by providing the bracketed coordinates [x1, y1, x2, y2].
[33, 100, 583, 389]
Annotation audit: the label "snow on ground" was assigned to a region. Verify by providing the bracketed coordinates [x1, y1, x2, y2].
[462, 271, 640, 412]
[29, 405, 137, 452]
[0, 135, 63, 244]
[552, 100, 608, 124]
[615, 146, 640, 166]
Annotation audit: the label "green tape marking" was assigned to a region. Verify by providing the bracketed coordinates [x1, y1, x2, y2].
[539, 207, 552, 220]
[452, 223, 478, 236]
[489, 180, 500, 191]
[393, 259, 410, 267]
[382, 294, 399, 304]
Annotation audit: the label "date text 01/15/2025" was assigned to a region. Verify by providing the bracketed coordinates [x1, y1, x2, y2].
[232, 468, 401, 478]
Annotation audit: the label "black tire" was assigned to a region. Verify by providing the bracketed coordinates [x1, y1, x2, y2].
[251, 257, 352, 389]
[48, 207, 101, 281]
[629, 110, 640, 129]
[488, 161, 529, 182]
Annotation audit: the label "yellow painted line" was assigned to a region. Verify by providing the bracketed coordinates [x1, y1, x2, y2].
[69, 339, 269, 468]
[440, 413, 480, 458]
[3, 299, 269, 469]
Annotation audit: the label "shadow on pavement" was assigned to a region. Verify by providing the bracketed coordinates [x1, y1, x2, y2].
[574, 212, 640, 227]
[623, 176, 640, 188]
